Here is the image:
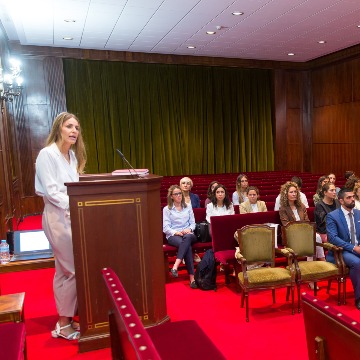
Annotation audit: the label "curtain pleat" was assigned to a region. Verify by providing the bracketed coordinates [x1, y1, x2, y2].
[63, 59, 274, 175]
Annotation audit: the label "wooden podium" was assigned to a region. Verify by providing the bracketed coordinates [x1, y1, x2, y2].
[66, 173, 168, 353]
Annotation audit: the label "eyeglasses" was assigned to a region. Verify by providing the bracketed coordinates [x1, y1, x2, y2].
[181, 181, 191, 185]
[172, 192, 182, 196]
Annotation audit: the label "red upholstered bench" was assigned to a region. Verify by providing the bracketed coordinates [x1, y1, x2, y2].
[302, 292, 360, 359]
[0, 322, 27, 360]
[210, 211, 283, 284]
[102, 267, 226, 360]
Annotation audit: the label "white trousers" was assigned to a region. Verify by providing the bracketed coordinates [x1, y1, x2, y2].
[42, 199, 77, 317]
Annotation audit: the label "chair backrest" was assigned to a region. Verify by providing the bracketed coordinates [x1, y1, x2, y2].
[211, 211, 281, 253]
[102, 267, 161, 360]
[238, 225, 275, 265]
[302, 292, 360, 360]
[282, 221, 316, 257]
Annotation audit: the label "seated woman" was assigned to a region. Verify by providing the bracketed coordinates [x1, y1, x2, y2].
[204, 180, 219, 207]
[313, 175, 329, 206]
[345, 176, 360, 192]
[354, 183, 360, 210]
[232, 174, 249, 205]
[239, 186, 267, 213]
[206, 185, 234, 235]
[163, 185, 198, 289]
[328, 173, 341, 195]
[315, 183, 340, 243]
[279, 181, 325, 261]
[180, 177, 200, 208]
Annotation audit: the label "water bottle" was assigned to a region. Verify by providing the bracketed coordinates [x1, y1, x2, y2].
[0, 239, 10, 264]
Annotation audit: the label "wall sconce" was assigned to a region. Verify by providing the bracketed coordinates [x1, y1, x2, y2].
[0, 58, 24, 102]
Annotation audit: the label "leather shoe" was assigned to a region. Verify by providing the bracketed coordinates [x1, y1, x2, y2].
[170, 268, 178, 278]
[355, 298, 360, 310]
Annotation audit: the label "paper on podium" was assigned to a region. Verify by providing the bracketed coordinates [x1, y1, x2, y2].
[112, 169, 149, 177]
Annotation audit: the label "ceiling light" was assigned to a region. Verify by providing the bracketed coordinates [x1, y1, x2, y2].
[64, 19, 76, 23]
[187, 46, 196, 49]
[358, 25, 360, 28]
[318, 40, 326, 44]
[287, 53, 295, 56]
[63, 37, 73, 40]
[232, 11, 244, 16]
[206, 31, 216, 35]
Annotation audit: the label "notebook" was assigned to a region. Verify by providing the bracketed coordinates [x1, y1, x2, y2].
[11, 230, 53, 261]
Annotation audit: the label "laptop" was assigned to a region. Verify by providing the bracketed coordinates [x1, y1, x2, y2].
[11, 230, 53, 261]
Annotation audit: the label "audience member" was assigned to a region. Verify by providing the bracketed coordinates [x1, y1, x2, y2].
[204, 180, 219, 207]
[328, 173, 341, 195]
[274, 176, 309, 210]
[345, 176, 360, 192]
[35, 112, 86, 340]
[163, 185, 197, 289]
[345, 170, 356, 180]
[315, 183, 340, 243]
[313, 175, 329, 206]
[279, 181, 325, 266]
[239, 186, 267, 213]
[354, 183, 360, 210]
[326, 188, 360, 309]
[206, 184, 234, 235]
[232, 174, 249, 205]
[180, 177, 200, 208]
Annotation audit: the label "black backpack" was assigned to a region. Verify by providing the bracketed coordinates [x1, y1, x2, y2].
[195, 249, 217, 291]
[194, 221, 211, 243]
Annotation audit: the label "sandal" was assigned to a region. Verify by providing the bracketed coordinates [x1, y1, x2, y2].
[51, 322, 80, 340]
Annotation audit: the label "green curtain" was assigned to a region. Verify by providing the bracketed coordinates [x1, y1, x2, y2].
[63, 59, 274, 175]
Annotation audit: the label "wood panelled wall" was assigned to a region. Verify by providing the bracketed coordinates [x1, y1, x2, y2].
[311, 59, 360, 176]
[2, 37, 360, 237]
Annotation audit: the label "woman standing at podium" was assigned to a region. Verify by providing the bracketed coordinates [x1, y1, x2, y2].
[35, 112, 86, 340]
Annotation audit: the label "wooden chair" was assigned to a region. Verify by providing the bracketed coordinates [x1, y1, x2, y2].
[302, 292, 360, 359]
[282, 221, 343, 307]
[102, 267, 226, 360]
[236, 225, 296, 322]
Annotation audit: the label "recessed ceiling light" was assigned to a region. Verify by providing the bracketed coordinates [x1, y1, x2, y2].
[63, 37, 74, 40]
[232, 11, 244, 16]
[287, 53, 295, 56]
[318, 40, 326, 44]
[206, 31, 216, 35]
[64, 19, 76, 23]
[358, 25, 360, 28]
[187, 45, 196, 49]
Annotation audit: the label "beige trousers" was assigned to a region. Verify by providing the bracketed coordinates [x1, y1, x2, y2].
[42, 198, 77, 317]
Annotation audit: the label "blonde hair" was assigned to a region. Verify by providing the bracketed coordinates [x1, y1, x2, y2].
[354, 183, 360, 201]
[46, 112, 87, 173]
[167, 185, 186, 209]
[180, 177, 193, 188]
[279, 181, 301, 208]
[236, 174, 248, 203]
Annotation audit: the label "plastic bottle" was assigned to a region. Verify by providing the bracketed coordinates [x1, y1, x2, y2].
[0, 239, 10, 264]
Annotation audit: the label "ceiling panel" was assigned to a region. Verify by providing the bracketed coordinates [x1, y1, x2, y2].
[1, 0, 360, 62]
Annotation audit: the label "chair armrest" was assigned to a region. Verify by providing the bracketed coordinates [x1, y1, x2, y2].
[276, 248, 294, 268]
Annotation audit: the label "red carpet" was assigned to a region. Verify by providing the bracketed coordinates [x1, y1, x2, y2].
[2, 267, 360, 359]
[3, 215, 360, 359]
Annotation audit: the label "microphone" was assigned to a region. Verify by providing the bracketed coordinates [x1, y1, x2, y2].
[116, 149, 141, 178]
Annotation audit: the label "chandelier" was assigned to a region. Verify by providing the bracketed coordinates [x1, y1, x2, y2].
[0, 58, 24, 102]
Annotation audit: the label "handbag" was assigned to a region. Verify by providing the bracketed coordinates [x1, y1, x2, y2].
[195, 221, 211, 243]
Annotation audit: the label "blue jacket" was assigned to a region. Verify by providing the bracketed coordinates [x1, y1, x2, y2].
[326, 207, 360, 262]
[190, 192, 200, 208]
